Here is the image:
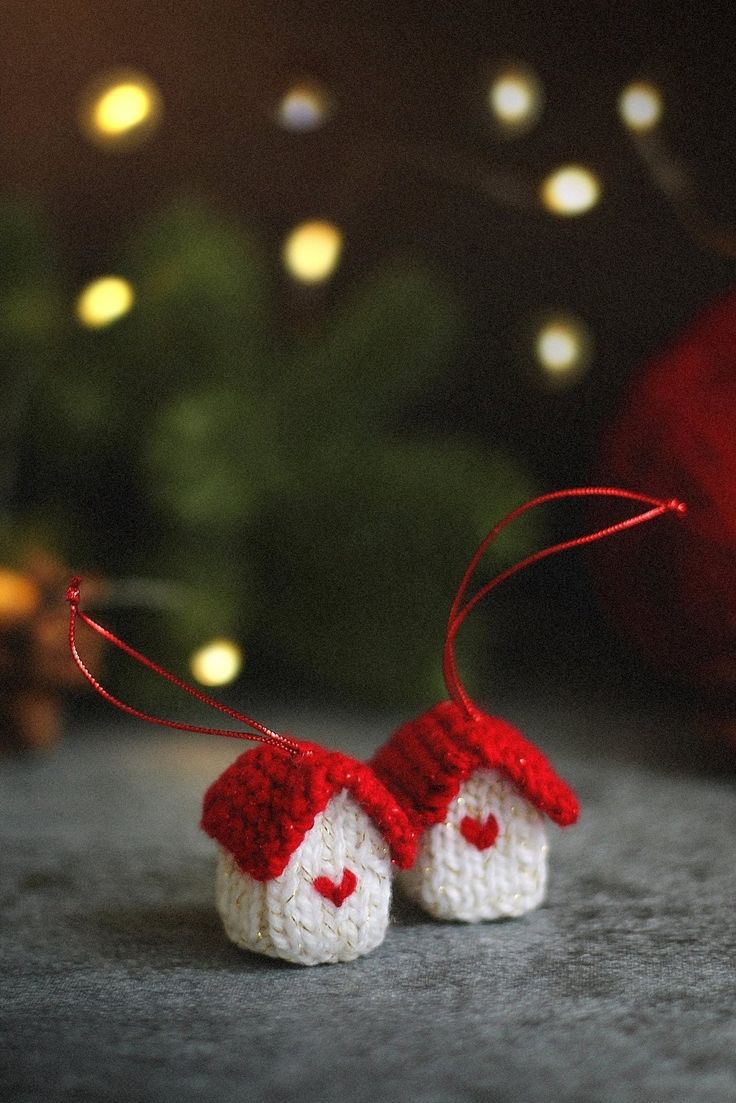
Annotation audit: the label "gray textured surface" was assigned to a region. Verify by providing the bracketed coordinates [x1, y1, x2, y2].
[2, 685, 736, 1103]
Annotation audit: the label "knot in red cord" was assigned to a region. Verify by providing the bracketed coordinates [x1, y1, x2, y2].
[667, 499, 688, 517]
[65, 577, 82, 606]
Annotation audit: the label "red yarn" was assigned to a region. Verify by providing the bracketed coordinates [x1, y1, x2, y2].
[379, 489, 686, 829]
[371, 700, 580, 829]
[442, 488, 686, 718]
[201, 741, 418, 880]
[313, 870, 358, 907]
[596, 292, 736, 691]
[460, 813, 499, 851]
[66, 580, 418, 879]
[66, 577, 302, 754]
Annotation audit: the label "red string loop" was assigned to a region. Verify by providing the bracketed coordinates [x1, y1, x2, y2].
[66, 577, 303, 755]
[442, 487, 687, 718]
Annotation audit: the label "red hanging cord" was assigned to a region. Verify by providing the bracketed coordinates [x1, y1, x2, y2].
[66, 577, 303, 755]
[442, 487, 687, 718]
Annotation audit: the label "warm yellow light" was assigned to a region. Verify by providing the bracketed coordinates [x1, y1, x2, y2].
[537, 324, 579, 370]
[534, 315, 592, 382]
[618, 81, 663, 132]
[540, 165, 601, 216]
[79, 70, 162, 149]
[75, 276, 135, 328]
[282, 220, 343, 283]
[278, 83, 331, 131]
[190, 639, 243, 687]
[488, 66, 542, 132]
[95, 83, 151, 134]
[0, 569, 41, 627]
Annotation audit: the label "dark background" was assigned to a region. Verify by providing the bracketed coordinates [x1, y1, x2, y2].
[2, 0, 733, 477]
[1, 0, 734, 710]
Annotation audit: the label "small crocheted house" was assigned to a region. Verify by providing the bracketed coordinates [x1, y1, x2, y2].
[201, 741, 417, 965]
[372, 700, 579, 922]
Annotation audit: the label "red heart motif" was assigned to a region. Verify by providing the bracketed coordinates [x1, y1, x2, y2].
[460, 814, 499, 851]
[312, 869, 358, 907]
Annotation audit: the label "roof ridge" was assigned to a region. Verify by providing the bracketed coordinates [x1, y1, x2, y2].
[201, 741, 417, 881]
[372, 701, 579, 829]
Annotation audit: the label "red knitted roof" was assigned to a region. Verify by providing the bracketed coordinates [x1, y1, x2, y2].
[201, 741, 417, 881]
[371, 700, 579, 829]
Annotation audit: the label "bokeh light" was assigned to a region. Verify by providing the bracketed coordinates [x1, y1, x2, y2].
[618, 81, 663, 132]
[96, 84, 150, 133]
[190, 639, 243, 687]
[78, 70, 163, 149]
[540, 165, 601, 216]
[0, 569, 41, 627]
[534, 314, 592, 384]
[282, 220, 343, 283]
[277, 82, 331, 131]
[75, 276, 135, 328]
[488, 65, 543, 133]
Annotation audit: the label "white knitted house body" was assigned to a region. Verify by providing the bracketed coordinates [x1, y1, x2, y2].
[214, 789, 393, 966]
[398, 768, 548, 922]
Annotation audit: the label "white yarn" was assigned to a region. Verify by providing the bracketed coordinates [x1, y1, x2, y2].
[214, 788, 394, 965]
[398, 768, 548, 922]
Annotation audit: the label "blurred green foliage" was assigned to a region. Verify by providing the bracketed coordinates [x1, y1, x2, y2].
[1, 197, 541, 706]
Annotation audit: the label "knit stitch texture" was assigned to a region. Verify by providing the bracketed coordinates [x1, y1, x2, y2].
[201, 741, 417, 881]
[397, 768, 549, 921]
[214, 789, 395, 965]
[371, 700, 578, 922]
[201, 742, 417, 964]
[371, 699, 579, 829]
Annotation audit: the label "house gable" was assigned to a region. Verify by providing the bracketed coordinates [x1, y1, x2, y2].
[201, 741, 417, 881]
[372, 700, 579, 830]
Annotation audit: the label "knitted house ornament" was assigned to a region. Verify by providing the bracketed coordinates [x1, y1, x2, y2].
[202, 742, 415, 964]
[372, 487, 686, 923]
[66, 578, 416, 966]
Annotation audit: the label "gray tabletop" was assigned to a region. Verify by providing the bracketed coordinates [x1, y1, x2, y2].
[2, 680, 735, 1103]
